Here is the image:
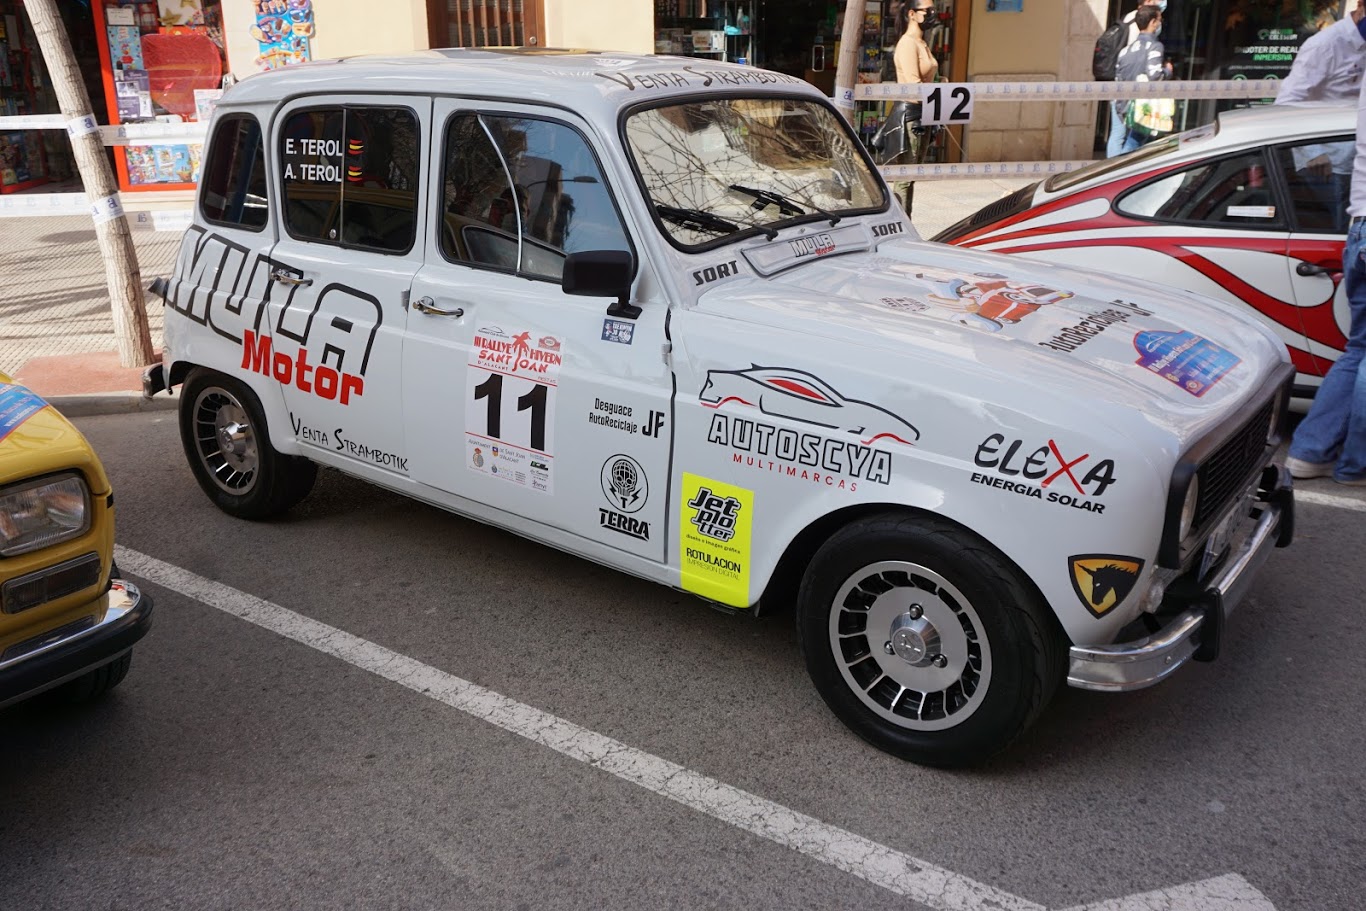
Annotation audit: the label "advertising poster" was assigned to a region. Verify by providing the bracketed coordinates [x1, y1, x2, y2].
[252, 0, 315, 71]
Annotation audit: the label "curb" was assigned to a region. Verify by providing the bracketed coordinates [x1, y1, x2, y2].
[50, 391, 180, 417]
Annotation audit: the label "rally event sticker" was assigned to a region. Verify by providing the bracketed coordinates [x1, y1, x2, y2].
[465, 327, 562, 494]
[0, 383, 49, 444]
[1133, 330, 1241, 397]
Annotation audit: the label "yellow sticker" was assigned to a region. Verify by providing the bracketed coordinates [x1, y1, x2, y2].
[679, 473, 753, 608]
[1068, 554, 1144, 617]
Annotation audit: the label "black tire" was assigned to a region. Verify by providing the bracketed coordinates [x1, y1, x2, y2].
[54, 652, 132, 705]
[179, 368, 317, 519]
[797, 512, 1066, 768]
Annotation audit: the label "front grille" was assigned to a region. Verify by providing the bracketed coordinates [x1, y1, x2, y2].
[1194, 398, 1275, 528]
[2, 552, 103, 614]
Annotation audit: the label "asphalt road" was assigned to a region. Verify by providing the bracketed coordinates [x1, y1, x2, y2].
[2, 410, 1363, 911]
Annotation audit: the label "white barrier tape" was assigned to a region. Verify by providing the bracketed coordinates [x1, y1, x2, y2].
[0, 193, 191, 230]
[100, 122, 207, 145]
[0, 114, 65, 129]
[66, 114, 100, 138]
[89, 194, 126, 224]
[0, 192, 93, 216]
[880, 160, 1093, 180]
[854, 78, 1281, 101]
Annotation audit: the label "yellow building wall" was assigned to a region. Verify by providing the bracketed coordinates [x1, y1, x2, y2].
[962, 0, 1107, 162]
[543, 0, 654, 53]
[219, 0, 652, 79]
[220, 0, 427, 77]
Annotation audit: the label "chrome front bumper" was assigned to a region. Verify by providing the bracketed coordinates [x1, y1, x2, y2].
[1067, 468, 1293, 693]
[0, 580, 153, 708]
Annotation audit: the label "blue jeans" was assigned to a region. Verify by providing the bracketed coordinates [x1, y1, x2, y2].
[1289, 218, 1366, 480]
[1106, 102, 1127, 158]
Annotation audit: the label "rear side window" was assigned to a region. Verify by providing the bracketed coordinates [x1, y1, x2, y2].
[200, 115, 268, 230]
[280, 106, 420, 254]
[1116, 152, 1284, 229]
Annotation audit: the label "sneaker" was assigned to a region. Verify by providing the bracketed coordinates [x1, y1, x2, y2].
[1286, 457, 1334, 479]
[1335, 475, 1366, 487]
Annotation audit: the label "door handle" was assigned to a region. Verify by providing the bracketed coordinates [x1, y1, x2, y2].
[1296, 261, 1337, 277]
[270, 268, 312, 287]
[412, 296, 464, 317]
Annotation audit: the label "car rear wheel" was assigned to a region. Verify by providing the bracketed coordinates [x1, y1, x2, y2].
[797, 512, 1065, 768]
[179, 369, 316, 519]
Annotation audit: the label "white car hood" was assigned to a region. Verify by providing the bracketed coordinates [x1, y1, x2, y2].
[696, 239, 1286, 420]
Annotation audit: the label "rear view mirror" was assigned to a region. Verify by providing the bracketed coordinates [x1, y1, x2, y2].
[563, 250, 641, 320]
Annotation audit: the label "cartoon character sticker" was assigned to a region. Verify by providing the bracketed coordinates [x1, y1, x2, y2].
[900, 267, 1075, 333]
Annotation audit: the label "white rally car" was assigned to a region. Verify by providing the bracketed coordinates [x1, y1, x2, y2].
[145, 50, 1294, 768]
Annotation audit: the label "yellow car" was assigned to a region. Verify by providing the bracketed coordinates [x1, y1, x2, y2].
[0, 376, 152, 710]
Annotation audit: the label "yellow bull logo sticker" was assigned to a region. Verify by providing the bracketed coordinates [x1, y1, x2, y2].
[1069, 555, 1144, 617]
[679, 473, 753, 608]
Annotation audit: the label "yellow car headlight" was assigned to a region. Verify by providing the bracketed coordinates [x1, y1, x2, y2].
[0, 473, 91, 557]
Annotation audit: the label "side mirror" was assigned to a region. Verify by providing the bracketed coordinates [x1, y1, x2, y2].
[563, 250, 641, 320]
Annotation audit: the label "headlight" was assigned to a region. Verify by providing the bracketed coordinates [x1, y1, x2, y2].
[1178, 477, 1200, 541]
[0, 473, 91, 557]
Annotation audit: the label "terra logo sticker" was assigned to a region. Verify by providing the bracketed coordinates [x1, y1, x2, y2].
[1068, 555, 1144, 617]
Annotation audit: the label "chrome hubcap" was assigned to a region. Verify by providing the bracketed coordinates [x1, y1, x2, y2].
[192, 388, 258, 494]
[829, 561, 992, 731]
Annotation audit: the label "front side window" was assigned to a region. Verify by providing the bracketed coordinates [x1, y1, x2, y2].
[1116, 151, 1284, 229]
[441, 113, 630, 281]
[280, 106, 420, 253]
[624, 97, 885, 249]
[200, 115, 268, 230]
[1272, 136, 1354, 234]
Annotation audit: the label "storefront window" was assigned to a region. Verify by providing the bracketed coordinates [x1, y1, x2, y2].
[95, 0, 228, 190]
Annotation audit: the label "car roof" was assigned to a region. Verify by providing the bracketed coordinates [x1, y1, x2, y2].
[1038, 101, 1356, 197]
[1211, 101, 1356, 146]
[219, 49, 825, 118]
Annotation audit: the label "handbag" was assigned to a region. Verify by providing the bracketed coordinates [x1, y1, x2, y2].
[870, 101, 923, 165]
[1125, 97, 1175, 139]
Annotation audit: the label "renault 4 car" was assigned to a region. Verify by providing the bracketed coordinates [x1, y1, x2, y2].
[145, 50, 1293, 767]
[934, 103, 1354, 400]
[0, 378, 152, 711]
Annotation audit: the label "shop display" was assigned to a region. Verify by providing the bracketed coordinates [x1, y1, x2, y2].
[93, 0, 228, 190]
[655, 0, 754, 64]
[0, 6, 50, 192]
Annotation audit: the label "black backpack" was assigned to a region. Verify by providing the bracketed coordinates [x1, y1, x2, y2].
[1092, 20, 1128, 81]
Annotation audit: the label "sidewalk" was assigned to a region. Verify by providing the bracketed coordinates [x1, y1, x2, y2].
[0, 177, 1029, 412]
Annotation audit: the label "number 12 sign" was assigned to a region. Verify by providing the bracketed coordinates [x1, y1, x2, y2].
[921, 86, 974, 125]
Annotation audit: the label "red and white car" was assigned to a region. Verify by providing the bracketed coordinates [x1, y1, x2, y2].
[934, 104, 1354, 399]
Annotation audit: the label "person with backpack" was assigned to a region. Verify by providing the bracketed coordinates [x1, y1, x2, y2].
[1094, 0, 1164, 157]
[1109, 6, 1172, 156]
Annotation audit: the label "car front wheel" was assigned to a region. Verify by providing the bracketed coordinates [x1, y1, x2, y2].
[797, 512, 1065, 768]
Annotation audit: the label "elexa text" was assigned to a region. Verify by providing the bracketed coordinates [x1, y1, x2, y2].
[973, 434, 1116, 497]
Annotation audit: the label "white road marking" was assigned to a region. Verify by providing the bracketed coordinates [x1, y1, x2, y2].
[1294, 489, 1366, 512]
[1061, 873, 1276, 911]
[116, 545, 1278, 911]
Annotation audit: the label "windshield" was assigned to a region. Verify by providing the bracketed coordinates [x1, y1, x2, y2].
[624, 97, 886, 249]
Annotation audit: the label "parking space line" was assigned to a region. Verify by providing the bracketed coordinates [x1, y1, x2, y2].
[1294, 489, 1366, 512]
[116, 545, 1043, 911]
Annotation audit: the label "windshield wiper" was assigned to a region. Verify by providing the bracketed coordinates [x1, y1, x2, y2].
[729, 184, 841, 227]
[657, 205, 740, 236]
